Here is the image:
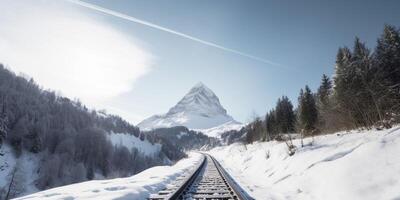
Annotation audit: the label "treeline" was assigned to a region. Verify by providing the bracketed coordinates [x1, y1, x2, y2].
[146, 126, 221, 152]
[245, 24, 400, 144]
[0, 65, 184, 198]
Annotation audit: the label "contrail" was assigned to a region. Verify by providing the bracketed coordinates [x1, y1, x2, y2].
[66, 0, 280, 66]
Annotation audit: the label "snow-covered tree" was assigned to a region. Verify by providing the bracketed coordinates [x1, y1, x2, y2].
[0, 63, 183, 193]
[317, 74, 332, 107]
[9, 116, 29, 156]
[374, 24, 400, 121]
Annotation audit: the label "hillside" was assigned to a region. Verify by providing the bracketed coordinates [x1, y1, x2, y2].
[0, 65, 184, 198]
[208, 126, 400, 200]
[145, 126, 221, 151]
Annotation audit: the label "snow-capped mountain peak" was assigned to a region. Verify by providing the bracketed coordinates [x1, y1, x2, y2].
[138, 82, 240, 131]
[167, 82, 227, 116]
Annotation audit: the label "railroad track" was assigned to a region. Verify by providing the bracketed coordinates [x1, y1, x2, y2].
[149, 153, 253, 200]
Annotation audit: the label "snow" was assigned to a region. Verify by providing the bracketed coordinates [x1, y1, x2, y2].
[0, 133, 163, 198]
[0, 144, 39, 197]
[139, 113, 237, 131]
[0, 145, 15, 190]
[177, 131, 187, 139]
[208, 126, 400, 200]
[14, 152, 204, 200]
[7, 126, 400, 200]
[0, 145, 16, 198]
[194, 121, 244, 138]
[107, 132, 161, 157]
[138, 82, 239, 130]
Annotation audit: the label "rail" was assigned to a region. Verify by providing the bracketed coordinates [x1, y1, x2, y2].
[149, 153, 253, 200]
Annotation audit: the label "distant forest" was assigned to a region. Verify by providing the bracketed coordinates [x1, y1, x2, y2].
[242, 24, 400, 145]
[0, 65, 190, 198]
[146, 126, 221, 151]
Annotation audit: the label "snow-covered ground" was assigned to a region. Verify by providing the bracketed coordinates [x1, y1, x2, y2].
[0, 132, 164, 199]
[107, 132, 161, 156]
[0, 144, 40, 197]
[7, 126, 400, 200]
[208, 126, 400, 200]
[13, 152, 203, 200]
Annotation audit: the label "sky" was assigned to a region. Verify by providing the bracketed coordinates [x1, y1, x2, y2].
[0, 0, 399, 124]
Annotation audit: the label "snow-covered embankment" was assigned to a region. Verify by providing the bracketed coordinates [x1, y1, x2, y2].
[14, 153, 203, 200]
[208, 126, 400, 200]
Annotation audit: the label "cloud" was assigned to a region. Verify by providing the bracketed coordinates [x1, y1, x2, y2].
[0, 0, 153, 106]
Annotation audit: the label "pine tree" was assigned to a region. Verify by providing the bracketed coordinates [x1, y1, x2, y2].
[375, 25, 400, 86]
[316, 74, 334, 131]
[275, 96, 295, 133]
[332, 47, 356, 129]
[252, 117, 263, 141]
[334, 47, 353, 123]
[265, 110, 277, 140]
[245, 123, 254, 144]
[298, 86, 318, 134]
[352, 37, 382, 127]
[317, 74, 332, 107]
[374, 24, 400, 120]
[10, 116, 29, 156]
[334, 38, 380, 128]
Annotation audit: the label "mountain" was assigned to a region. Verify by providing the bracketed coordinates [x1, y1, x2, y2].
[138, 82, 241, 131]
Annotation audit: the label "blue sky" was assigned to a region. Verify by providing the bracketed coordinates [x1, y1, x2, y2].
[1, 0, 400, 124]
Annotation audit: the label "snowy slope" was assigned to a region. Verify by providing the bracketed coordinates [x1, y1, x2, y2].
[208, 126, 400, 200]
[107, 132, 161, 157]
[138, 82, 240, 130]
[0, 133, 163, 199]
[0, 144, 40, 198]
[14, 153, 203, 200]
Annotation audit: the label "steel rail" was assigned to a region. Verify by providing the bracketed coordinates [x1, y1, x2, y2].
[168, 154, 206, 199]
[209, 154, 254, 200]
[149, 154, 206, 200]
[149, 153, 253, 200]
